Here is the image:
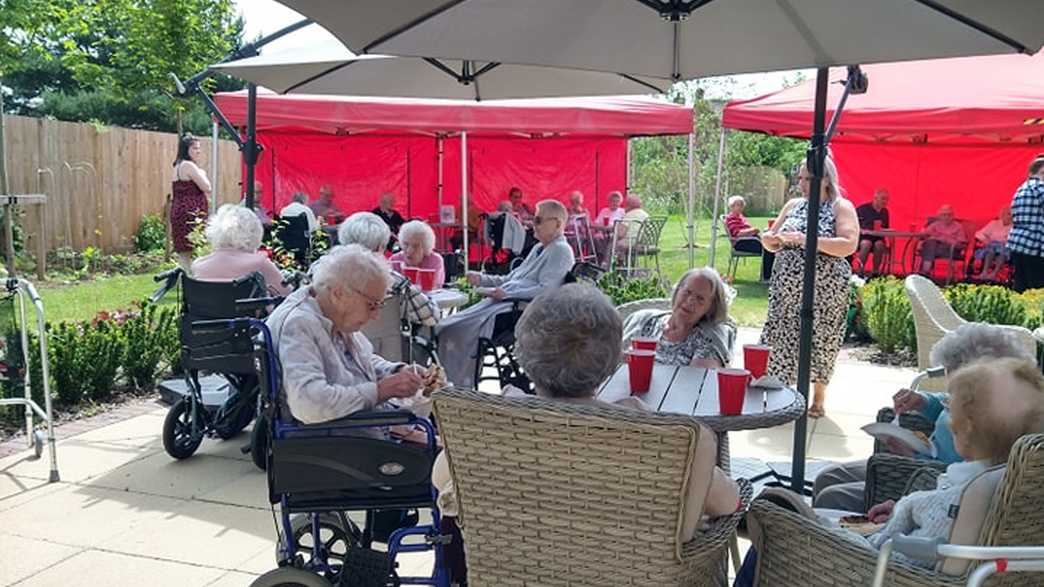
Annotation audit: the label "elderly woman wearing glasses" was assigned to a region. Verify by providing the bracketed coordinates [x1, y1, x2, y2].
[436, 199, 575, 388]
[622, 267, 737, 368]
[266, 244, 427, 424]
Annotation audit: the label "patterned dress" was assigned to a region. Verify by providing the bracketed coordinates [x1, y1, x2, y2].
[759, 199, 851, 385]
[170, 163, 208, 253]
[622, 310, 736, 367]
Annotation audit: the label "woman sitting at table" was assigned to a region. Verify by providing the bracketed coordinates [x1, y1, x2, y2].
[622, 267, 736, 368]
[191, 204, 290, 295]
[389, 220, 446, 289]
[972, 205, 1013, 281]
[433, 284, 741, 585]
[333, 212, 440, 328]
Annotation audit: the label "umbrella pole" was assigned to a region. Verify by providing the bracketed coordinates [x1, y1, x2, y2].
[708, 127, 726, 268]
[791, 67, 830, 493]
[244, 83, 258, 209]
[687, 132, 695, 269]
[461, 132, 469, 269]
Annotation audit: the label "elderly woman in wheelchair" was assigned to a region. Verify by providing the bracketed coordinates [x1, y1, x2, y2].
[192, 203, 290, 295]
[252, 244, 449, 587]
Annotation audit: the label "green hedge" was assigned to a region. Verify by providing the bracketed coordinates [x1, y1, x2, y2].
[856, 278, 1044, 354]
[1, 301, 179, 428]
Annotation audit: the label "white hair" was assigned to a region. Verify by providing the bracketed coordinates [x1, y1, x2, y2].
[727, 195, 746, 208]
[626, 194, 643, 209]
[672, 267, 733, 325]
[205, 204, 263, 252]
[536, 199, 568, 222]
[311, 244, 390, 296]
[338, 211, 391, 252]
[398, 220, 436, 255]
[929, 323, 1033, 372]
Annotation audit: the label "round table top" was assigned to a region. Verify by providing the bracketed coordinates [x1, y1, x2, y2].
[428, 288, 469, 310]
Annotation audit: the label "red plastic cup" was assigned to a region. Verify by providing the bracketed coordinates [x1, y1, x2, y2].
[632, 337, 658, 351]
[767, 219, 775, 229]
[403, 267, 420, 285]
[716, 368, 751, 416]
[743, 344, 771, 379]
[626, 349, 656, 395]
[873, 219, 883, 231]
[417, 268, 437, 291]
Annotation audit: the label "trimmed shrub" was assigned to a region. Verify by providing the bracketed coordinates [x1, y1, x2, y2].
[861, 277, 915, 353]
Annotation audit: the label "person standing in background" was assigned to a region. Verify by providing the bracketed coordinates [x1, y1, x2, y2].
[1007, 154, 1044, 292]
[170, 134, 211, 272]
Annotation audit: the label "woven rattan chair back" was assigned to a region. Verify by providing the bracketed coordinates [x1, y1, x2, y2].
[976, 435, 1044, 561]
[432, 387, 725, 586]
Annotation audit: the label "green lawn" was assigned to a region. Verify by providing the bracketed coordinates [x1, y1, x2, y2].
[36, 272, 172, 325]
[657, 214, 770, 327]
[29, 214, 772, 327]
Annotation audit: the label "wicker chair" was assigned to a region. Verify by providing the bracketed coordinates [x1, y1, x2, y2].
[747, 434, 1044, 586]
[432, 387, 752, 587]
[904, 275, 1036, 391]
[616, 297, 671, 324]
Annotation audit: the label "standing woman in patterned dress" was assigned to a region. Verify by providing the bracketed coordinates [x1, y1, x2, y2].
[759, 155, 859, 418]
[170, 134, 211, 272]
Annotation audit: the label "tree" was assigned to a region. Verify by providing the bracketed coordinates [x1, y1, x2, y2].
[1, 0, 244, 134]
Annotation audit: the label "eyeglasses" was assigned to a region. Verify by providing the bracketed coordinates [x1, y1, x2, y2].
[348, 286, 386, 311]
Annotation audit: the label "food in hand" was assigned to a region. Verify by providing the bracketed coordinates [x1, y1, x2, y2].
[422, 365, 446, 396]
[839, 514, 883, 536]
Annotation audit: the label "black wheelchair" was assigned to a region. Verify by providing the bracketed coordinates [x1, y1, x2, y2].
[186, 313, 449, 587]
[156, 269, 275, 464]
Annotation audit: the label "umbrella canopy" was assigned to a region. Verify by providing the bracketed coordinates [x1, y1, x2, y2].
[210, 33, 669, 100]
[275, 0, 1044, 79]
[723, 50, 1044, 142]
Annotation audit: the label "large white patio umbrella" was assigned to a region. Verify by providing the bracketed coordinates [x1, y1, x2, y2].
[207, 29, 695, 269]
[209, 35, 669, 99]
[272, 0, 1044, 491]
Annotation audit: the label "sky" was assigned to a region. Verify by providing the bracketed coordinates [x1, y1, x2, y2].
[232, 0, 811, 100]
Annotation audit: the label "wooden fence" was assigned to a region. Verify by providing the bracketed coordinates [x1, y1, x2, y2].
[4, 115, 242, 254]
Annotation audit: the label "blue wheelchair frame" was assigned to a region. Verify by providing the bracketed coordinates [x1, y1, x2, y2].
[193, 315, 450, 586]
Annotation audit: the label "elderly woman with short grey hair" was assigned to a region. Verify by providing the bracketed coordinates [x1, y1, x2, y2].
[333, 212, 441, 327]
[265, 244, 428, 424]
[622, 267, 736, 368]
[191, 204, 289, 295]
[431, 284, 741, 583]
[812, 322, 1034, 513]
[390, 220, 445, 289]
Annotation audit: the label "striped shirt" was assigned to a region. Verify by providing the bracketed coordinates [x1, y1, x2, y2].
[1008, 177, 1044, 257]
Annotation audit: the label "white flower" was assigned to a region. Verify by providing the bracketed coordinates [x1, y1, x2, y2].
[849, 275, 866, 288]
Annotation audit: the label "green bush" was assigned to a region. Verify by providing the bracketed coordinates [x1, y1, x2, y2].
[861, 277, 916, 353]
[134, 214, 168, 253]
[596, 272, 670, 306]
[121, 303, 178, 389]
[80, 320, 124, 401]
[945, 284, 1027, 327]
[49, 322, 85, 406]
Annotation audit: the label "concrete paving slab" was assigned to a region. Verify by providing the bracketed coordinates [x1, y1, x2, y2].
[106, 500, 274, 569]
[0, 472, 48, 502]
[0, 534, 82, 586]
[728, 424, 812, 462]
[205, 570, 259, 586]
[15, 549, 225, 587]
[0, 475, 65, 513]
[86, 452, 257, 502]
[68, 413, 167, 448]
[195, 435, 253, 462]
[0, 436, 162, 484]
[195, 468, 269, 510]
[0, 484, 184, 548]
[232, 545, 278, 576]
[808, 432, 876, 462]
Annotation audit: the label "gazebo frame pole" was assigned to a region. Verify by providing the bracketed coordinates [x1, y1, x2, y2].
[708, 127, 726, 268]
[210, 121, 220, 212]
[461, 132, 469, 269]
[791, 67, 830, 493]
[244, 83, 258, 209]
[687, 132, 695, 268]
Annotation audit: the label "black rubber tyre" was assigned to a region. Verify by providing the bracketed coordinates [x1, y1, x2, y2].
[282, 513, 361, 581]
[250, 412, 269, 471]
[162, 398, 203, 459]
[215, 399, 255, 440]
[249, 567, 332, 587]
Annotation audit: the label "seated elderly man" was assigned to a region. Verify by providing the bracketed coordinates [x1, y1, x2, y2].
[266, 245, 426, 424]
[436, 199, 575, 388]
[334, 212, 440, 328]
[192, 204, 289, 295]
[812, 322, 1034, 512]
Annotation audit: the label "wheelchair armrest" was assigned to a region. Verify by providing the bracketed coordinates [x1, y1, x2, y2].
[339, 409, 418, 427]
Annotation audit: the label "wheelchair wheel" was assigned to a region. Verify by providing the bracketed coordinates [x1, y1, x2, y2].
[282, 513, 361, 580]
[249, 567, 332, 587]
[250, 412, 269, 471]
[162, 398, 203, 459]
[215, 399, 255, 440]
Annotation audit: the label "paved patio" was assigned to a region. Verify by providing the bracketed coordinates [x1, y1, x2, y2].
[0, 327, 915, 586]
